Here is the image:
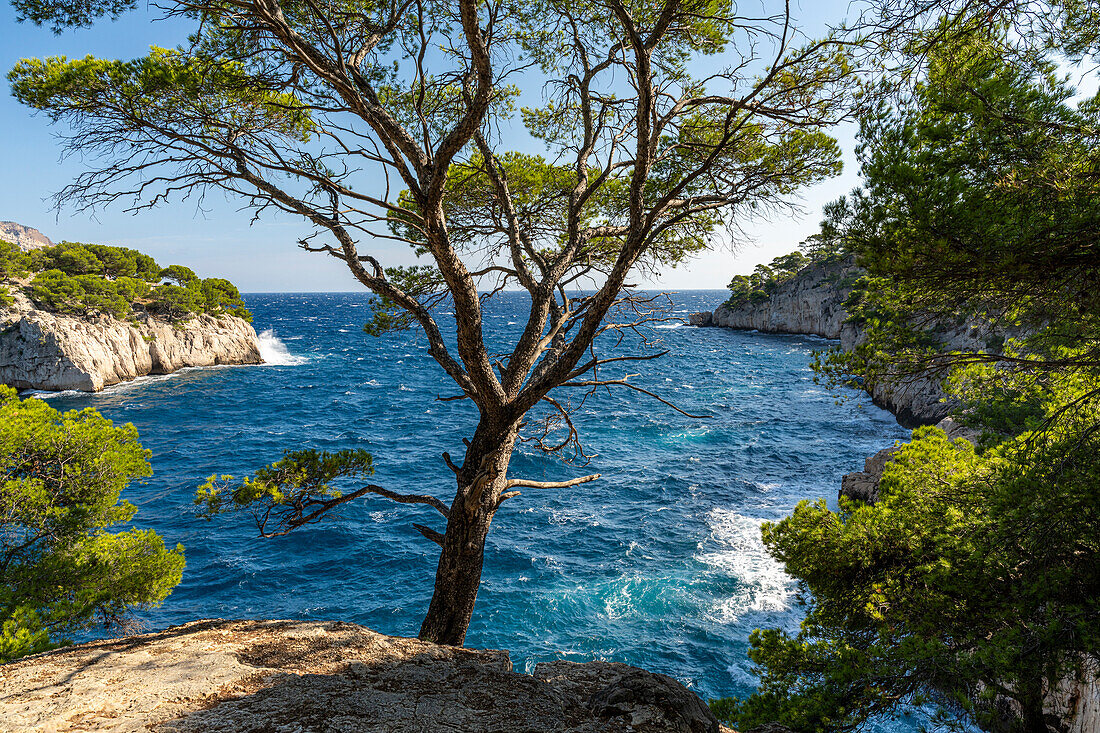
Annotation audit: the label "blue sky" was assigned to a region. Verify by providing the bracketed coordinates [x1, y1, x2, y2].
[0, 1, 860, 292]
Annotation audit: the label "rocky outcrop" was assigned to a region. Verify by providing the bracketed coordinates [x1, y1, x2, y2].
[0, 289, 261, 391]
[693, 258, 1013, 427]
[0, 618, 728, 733]
[707, 258, 856, 339]
[0, 221, 54, 251]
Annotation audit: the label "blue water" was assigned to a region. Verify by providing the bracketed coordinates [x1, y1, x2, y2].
[40, 291, 910, 712]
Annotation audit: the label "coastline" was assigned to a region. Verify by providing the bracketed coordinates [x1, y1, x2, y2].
[0, 288, 263, 392]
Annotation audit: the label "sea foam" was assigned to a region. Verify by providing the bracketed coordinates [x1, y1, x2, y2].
[258, 329, 308, 366]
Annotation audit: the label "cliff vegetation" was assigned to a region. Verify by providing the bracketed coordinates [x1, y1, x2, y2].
[0, 239, 250, 324]
[714, 17, 1100, 733]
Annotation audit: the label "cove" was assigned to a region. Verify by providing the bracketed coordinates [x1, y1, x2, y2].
[40, 290, 909, 706]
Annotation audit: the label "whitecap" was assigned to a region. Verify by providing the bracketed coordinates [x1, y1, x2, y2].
[258, 330, 309, 366]
[696, 508, 794, 622]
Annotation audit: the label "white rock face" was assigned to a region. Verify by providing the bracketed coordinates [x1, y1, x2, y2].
[710, 258, 855, 338]
[0, 289, 262, 391]
[0, 221, 54, 252]
[701, 258, 1011, 426]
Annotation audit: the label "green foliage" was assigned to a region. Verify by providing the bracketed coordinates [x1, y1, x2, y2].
[30, 269, 132, 319]
[818, 26, 1100, 380]
[0, 240, 31, 279]
[199, 277, 250, 320]
[197, 449, 375, 537]
[30, 242, 162, 281]
[4, 239, 250, 323]
[363, 266, 445, 337]
[725, 251, 810, 308]
[12, 0, 138, 33]
[147, 283, 205, 322]
[159, 264, 198, 286]
[799, 197, 854, 264]
[9, 46, 316, 146]
[0, 284, 11, 307]
[717, 384, 1100, 731]
[0, 386, 185, 662]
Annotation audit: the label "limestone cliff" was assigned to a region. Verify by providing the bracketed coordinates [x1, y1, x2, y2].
[692, 258, 1004, 427]
[0, 221, 54, 252]
[704, 257, 856, 339]
[0, 288, 262, 392]
[0, 618, 728, 733]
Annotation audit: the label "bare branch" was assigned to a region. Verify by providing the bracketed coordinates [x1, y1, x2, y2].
[504, 474, 601, 489]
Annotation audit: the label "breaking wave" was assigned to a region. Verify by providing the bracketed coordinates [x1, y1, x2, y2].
[258, 329, 308, 366]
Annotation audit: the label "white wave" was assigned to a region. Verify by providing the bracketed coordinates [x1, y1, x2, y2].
[654, 322, 685, 329]
[696, 508, 794, 622]
[258, 329, 308, 366]
[23, 388, 88, 400]
[24, 369, 201, 399]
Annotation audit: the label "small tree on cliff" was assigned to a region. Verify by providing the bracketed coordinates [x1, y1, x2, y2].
[11, 0, 851, 645]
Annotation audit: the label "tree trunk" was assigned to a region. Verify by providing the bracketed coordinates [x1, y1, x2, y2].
[1017, 675, 1054, 733]
[418, 423, 517, 646]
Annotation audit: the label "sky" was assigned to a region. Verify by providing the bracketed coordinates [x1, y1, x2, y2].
[0, 0, 860, 292]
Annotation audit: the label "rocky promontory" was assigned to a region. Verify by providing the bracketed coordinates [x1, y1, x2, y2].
[0, 288, 262, 392]
[692, 258, 1004, 426]
[0, 618, 728, 733]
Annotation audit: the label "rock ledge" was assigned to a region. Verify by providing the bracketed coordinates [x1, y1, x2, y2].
[0, 618, 728, 733]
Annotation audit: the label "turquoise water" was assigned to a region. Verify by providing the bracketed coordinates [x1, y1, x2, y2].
[39, 291, 910, 712]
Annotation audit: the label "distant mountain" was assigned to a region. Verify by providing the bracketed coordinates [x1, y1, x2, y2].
[0, 221, 55, 251]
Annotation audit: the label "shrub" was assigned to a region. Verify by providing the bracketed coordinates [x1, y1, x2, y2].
[0, 240, 30, 279]
[148, 282, 206, 321]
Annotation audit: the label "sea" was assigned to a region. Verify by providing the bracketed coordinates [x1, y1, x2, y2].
[37, 290, 919, 728]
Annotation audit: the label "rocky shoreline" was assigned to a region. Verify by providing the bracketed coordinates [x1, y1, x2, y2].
[0, 288, 262, 392]
[694, 262, 1099, 733]
[690, 259, 989, 501]
[690, 258, 1010, 427]
[0, 618, 730, 733]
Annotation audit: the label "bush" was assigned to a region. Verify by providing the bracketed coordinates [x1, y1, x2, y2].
[148, 282, 206, 321]
[0, 386, 185, 661]
[726, 252, 810, 308]
[0, 240, 30, 279]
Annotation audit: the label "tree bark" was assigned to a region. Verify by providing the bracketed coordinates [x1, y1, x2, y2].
[418, 422, 518, 646]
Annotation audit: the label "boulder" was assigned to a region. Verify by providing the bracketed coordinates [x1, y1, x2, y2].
[689, 312, 713, 327]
